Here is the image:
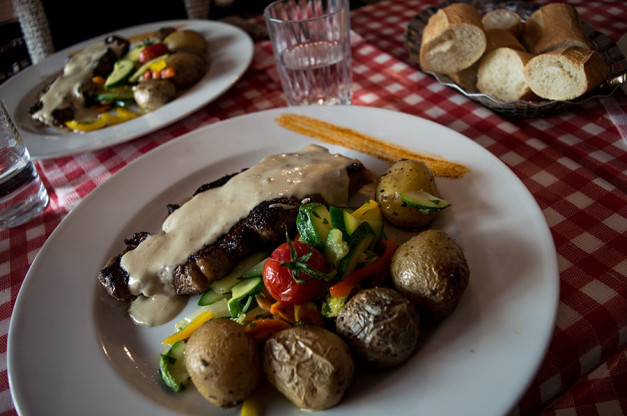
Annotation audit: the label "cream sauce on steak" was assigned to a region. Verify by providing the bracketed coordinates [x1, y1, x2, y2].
[124, 145, 358, 325]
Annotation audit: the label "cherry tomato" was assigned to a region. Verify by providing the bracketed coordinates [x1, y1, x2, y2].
[262, 241, 328, 305]
[138, 43, 169, 64]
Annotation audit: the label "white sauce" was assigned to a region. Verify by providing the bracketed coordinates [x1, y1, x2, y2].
[32, 40, 126, 126]
[121, 144, 357, 300]
[128, 294, 187, 327]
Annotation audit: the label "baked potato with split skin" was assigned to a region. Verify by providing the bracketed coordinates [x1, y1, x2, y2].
[336, 287, 420, 368]
[185, 318, 260, 408]
[391, 229, 470, 322]
[133, 79, 177, 110]
[163, 30, 208, 57]
[375, 159, 441, 228]
[262, 325, 354, 411]
[165, 52, 206, 88]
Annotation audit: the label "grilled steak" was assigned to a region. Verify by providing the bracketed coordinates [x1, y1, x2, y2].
[98, 157, 372, 302]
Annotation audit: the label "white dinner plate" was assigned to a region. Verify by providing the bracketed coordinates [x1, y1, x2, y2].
[8, 106, 559, 416]
[0, 19, 253, 159]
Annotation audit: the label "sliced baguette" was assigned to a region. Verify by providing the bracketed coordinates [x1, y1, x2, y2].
[523, 3, 588, 54]
[476, 47, 537, 101]
[419, 3, 487, 74]
[524, 46, 609, 100]
[482, 9, 523, 39]
[449, 29, 525, 90]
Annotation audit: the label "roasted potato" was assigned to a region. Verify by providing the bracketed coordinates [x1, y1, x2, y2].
[390, 229, 470, 321]
[375, 159, 441, 228]
[336, 287, 420, 368]
[185, 318, 260, 408]
[165, 51, 206, 88]
[262, 325, 354, 411]
[163, 30, 207, 57]
[133, 79, 177, 110]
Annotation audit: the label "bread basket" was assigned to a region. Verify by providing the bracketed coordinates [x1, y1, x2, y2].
[405, 0, 627, 118]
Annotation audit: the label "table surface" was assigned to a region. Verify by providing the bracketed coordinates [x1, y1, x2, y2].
[1, 0, 626, 415]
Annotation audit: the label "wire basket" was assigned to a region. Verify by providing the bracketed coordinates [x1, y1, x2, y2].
[405, 0, 627, 118]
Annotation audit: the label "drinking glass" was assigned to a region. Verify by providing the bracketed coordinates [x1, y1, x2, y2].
[0, 96, 48, 228]
[264, 0, 352, 106]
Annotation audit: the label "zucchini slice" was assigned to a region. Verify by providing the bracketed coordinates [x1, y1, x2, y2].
[159, 340, 190, 392]
[337, 222, 375, 278]
[297, 203, 333, 250]
[104, 59, 135, 89]
[400, 190, 451, 211]
[208, 251, 268, 294]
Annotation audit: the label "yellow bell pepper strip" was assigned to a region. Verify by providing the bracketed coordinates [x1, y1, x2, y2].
[352, 199, 381, 220]
[329, 239, 397, 298]
[116, 107, 138, 120]
[240, 395, 261, 416]
[162, 310, 214, 345]
[65, 116, 108, 132]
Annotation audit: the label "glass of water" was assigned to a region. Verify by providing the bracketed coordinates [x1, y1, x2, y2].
[0, 96, 48, 228]
[264, 0, 352, 106]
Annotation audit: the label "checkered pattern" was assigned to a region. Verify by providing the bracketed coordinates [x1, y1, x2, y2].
[1, 1, 626, 415]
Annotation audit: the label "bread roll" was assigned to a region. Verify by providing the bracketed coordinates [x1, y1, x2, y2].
[476, 47, 537, 101]
[449, 29, 525, 90]
[419, 3, 487, 74]
[482, 9, 523, 39]
[524, 46, 609, 100]
[523, 3, 588, 54]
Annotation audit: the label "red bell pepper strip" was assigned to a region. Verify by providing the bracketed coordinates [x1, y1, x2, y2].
[329, 239, 398, 298]
[244, 318, 291, 339]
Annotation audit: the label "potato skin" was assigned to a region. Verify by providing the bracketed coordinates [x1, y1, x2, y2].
[336, 287, 420, 368]
[185, 318, 260, 408]
[390, 229, 469, 321]
[375, 160, 440, 228]
[133, 79, 176, 110]
[165, 52, 206, 88]
[263, 326, 354, 411]
[163, 30, 208, 57]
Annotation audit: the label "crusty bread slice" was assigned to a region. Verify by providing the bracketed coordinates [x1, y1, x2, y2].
[449, 29, 525, 90]
[524, 46, 609, 100]
[482, 9, 523, 39]
[419, 3, 487, 74]
[523, 3, 588, 54]
[476, 47, 537, 101]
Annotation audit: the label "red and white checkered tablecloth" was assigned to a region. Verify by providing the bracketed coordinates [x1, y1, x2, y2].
[1, 0, 626, 415]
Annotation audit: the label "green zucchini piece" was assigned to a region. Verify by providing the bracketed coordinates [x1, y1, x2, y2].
[337, 222, 375, 278]
[209, 251, 269, 294]
[159, 340, 190, 392]
[240, 257, 267, 279]
[228, 278, 261, 319]
[197, 289, 226, 306]
[324, 228, 349, 266]
[104, 59, 135, 89]
[400, 190, 451, 211]
[128, 53, 170, 83]
[321, 295, 348, 318]
[94, 85, 134, 102]
[123, 44, 147, 62]
[329, 206, 352, 236]
[231, 277, 263, 301]
[297, 203, 333, 250]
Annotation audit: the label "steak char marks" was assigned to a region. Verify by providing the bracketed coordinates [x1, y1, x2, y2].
[98, 162, 371, 301]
